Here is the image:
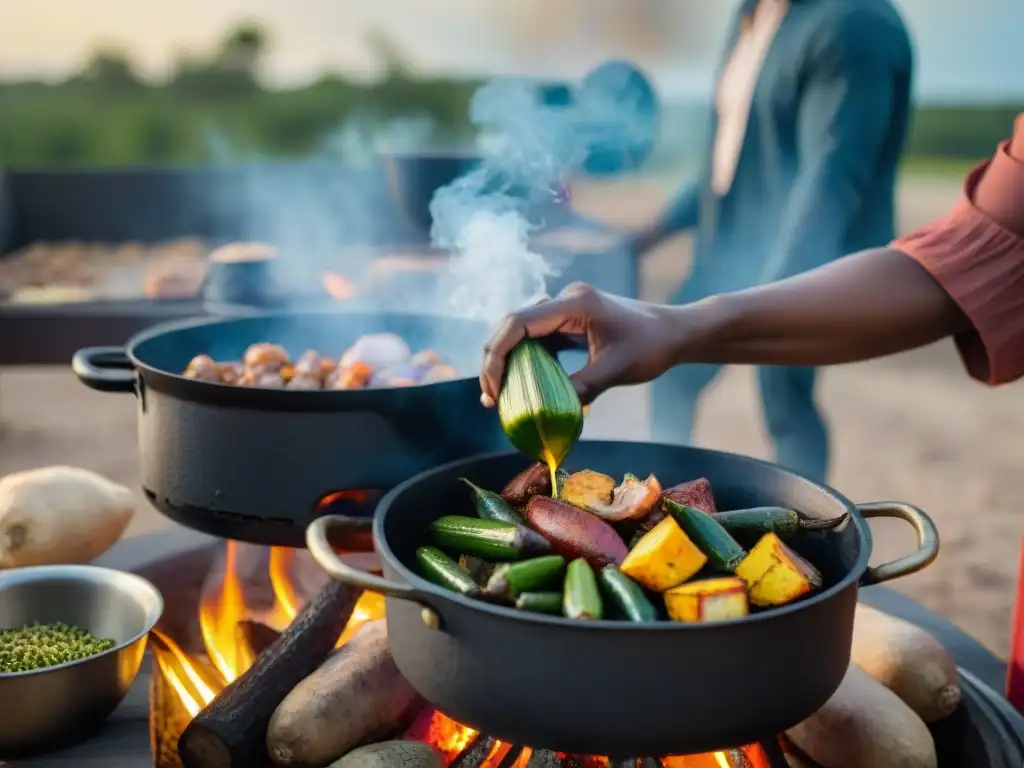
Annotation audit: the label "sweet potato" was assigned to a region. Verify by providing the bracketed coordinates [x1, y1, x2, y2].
[330, 741, 444, 767]
[501, 463, 553, 506]
[267, 620, 420, 766]
[661, 477, 718, 514]
[525, 496, 628, 568]
[734, 532, 822, 607]
[0, 465, 134, 568]
[786, 664, 937, 768]
[639, 477, 718, 533]
[851, 603, 961, 722]
[620, 516, 706, 591]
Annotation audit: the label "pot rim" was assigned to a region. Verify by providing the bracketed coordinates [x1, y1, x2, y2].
[373, 441, 875, 631]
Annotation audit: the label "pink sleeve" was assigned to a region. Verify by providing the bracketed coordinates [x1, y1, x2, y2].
[891, 134, 1024, 385]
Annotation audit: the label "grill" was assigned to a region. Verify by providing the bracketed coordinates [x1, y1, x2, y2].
[0, 164, 638, 368]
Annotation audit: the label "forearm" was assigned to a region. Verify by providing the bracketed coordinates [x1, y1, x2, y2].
[671, 247, 970, 366]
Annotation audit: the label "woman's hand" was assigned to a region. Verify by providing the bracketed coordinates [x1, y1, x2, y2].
[480, 283, 687, 407]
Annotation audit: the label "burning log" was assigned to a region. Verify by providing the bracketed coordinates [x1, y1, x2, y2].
[150, 665, 191, 768]
[267, 619, 420, 766]
[235, 620, 282, 657]
[177, 580, 362, 768]
[448, 735, 497, 768]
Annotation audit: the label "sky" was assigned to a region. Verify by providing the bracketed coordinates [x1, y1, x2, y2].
[1, 0, 1021, 102]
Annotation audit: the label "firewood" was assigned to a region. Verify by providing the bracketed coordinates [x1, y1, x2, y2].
[177, 580, 362, 768]
[236, 620, 282, 657]
[150, 663, 190, 768]
[266, 620, 420, 766]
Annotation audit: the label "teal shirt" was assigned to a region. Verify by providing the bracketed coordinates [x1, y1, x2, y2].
[663, 0, 913, 292]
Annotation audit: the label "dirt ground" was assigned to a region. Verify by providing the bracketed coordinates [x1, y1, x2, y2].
[4, 171, 1022, 659]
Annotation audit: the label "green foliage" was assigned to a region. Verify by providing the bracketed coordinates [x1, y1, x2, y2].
[0, 22, 482, 167]
[0, 21, 1019, 168]
[906, 105, 1023, 161]
[0, 75, 483, 166]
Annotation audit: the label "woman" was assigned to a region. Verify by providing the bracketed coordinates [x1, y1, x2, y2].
[479, 114, 1024, 703]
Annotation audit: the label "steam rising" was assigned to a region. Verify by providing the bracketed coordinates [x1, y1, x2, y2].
[430, 78, 579, 324]
[431, 67, 655, 325]
[194, 65, 654, 346]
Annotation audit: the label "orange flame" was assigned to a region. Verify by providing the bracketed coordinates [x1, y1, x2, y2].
[198, 541, 256, 682]
[149, 540, 771, 767]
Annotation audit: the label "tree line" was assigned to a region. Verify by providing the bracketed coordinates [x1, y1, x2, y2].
[0, 23, 1019, 167]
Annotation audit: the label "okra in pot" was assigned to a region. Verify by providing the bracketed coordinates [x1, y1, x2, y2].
[307, 441, 939, 757]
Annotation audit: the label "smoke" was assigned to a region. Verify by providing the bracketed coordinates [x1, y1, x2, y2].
[429, 78, 578, 324]
[196, 111, 440, 299]
[430, 67, 655, 325]
[191, 65, 654, 338]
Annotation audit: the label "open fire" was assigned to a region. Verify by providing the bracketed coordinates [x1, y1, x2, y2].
[148, 540, 776, 768]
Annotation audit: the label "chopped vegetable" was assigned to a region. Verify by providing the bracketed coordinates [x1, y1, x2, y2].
[501, 463, 567, 506]
[664, 500, 746, 572]
[497, 339, 584, 488]
[484, 555, 567, 602]
[525, 496, 629, 569]
[564, 471, 663, 522]
[0, 621, 116, 672]
[416, 547, 481, 596]
[713, 506, 848, 540]
[563, 558, 603, 620]
[458, 554, 496, 586]
[661, 477, 718, 514]
[619, 515, 708, 591]
[599, 567, 659, 622]
[664, 577, 749, 623]
[515, 591, 564, 615]
[561, 470, 616, 510]
[459, 478, 528, 526]
[429, 516, 552, 560]
[734, 532, 823, 607]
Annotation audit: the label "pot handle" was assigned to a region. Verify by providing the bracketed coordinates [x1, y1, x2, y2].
[857, 502, 940, 586]
[72, 346, 136, 393]
[307, 515, 443, 628]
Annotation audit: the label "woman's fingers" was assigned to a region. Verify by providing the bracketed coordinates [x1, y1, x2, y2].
[479, 294, 588, 405]
[568, 349, 624, 405]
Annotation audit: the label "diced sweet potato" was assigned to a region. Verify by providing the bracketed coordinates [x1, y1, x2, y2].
[664, 577, 749, 623]
[660, 477, 718, 514]
[735, 532, 823, 607]
[620, 516, 707, 591]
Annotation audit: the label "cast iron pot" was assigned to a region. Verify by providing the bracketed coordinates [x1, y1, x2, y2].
[71, 310, 507, 547]
[307, 441, 939, 756]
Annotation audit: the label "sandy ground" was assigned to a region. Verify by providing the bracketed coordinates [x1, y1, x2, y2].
[4, 171, 1022, 659]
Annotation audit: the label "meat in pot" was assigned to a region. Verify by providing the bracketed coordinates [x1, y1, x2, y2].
[182, 333, 458, 390]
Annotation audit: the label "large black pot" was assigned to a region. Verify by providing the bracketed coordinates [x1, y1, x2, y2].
[307, 441, 939, 756]
[72, 310, 507, 546]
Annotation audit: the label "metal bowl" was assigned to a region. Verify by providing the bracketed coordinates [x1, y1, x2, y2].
[0, 565, 163, 757]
